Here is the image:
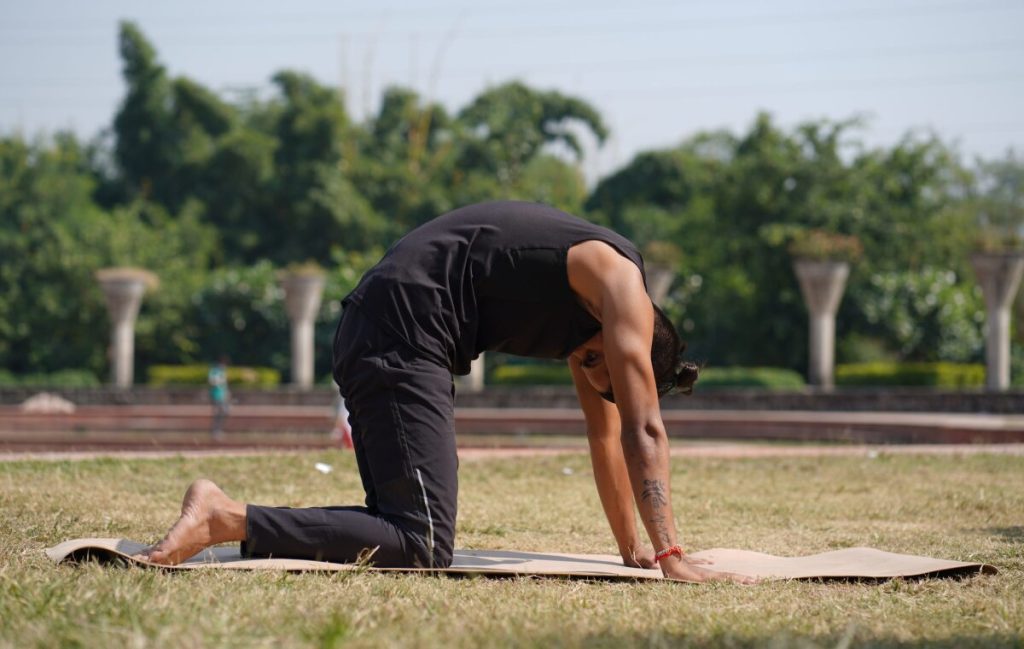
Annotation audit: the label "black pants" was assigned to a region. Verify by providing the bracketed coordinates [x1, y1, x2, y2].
[241, 305, 458, 568]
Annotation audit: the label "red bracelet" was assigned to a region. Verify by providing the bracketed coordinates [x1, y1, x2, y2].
[655, 545, 685, 561]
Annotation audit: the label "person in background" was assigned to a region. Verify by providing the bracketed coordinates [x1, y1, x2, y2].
[208, 357, 230, 440]
[330, 389, 354, 449]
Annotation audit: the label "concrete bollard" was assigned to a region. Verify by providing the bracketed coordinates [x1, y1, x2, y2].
[95, 268, 157, 388]
[646, 265, 676, 306]
[458, 354, 486, 393]
[971, 252, 1024, 391]
[281, 271, 326, 389]
[793, 260, 850, 390]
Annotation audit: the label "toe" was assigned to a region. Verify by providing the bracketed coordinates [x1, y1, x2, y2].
[146, 549, 171, 565]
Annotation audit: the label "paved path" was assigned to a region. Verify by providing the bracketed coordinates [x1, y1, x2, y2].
[2, 442, 1021, 463]
[5, 405, 1024, 443]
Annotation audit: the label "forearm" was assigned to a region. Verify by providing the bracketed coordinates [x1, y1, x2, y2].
[586, 432, 643, 556]
[620, 424, 676, 553]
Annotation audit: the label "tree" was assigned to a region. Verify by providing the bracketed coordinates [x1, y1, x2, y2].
[190, 249, 380, 382]
[971, 149, 1024, 249]
[0, 133, 110, 374]
[585, 113, 979, 370]
[112, 21, 174, 203]
[257, 71, 380, 262]
[456, 81, 608, 190]
[351, 86, 457, 238]
[0, 133, 215, 377]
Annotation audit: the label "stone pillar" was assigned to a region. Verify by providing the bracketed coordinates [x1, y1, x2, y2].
[793, 260, 850, 390]
[971, 252, 1024, 390]
[96, 268, 157, 388]
[646, 264, 676, 305]
[456, 354, 486, 392]
[281, 271, 326, 389]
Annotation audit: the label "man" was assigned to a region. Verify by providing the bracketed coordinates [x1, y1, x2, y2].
[140, 201, 752, 584]
[208, 357, 230, 440]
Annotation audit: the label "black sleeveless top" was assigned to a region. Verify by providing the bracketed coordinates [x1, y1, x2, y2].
[343, 201, 646, 375]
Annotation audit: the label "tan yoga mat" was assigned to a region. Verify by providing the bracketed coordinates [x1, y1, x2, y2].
[46, 538, 996, 581]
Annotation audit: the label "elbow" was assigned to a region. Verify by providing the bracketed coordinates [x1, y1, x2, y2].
[619, 422, 666, 463]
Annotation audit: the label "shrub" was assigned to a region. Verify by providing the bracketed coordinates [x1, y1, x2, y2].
[148, 364, 280, 388]
[851, 268, 984, 362]
[489, 363, 808, 391]
[788, 229, 863, 263]
[697, 367, 806, 390]
[0, 370, 101, 387]
[41, 369, 101, 387]
[836, 362, 984, 388]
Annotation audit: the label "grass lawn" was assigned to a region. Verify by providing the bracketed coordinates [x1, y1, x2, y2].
[1, 449, 1022, 648]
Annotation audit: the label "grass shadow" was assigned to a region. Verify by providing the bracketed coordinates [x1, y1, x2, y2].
[984, 526, 1024, 542]
[569, 630, 1023, 649]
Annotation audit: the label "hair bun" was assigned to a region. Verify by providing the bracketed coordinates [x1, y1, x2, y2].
[674, 362, 700, 395]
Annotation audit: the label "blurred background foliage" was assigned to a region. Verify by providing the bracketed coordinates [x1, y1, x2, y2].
[1, 22, 1021, 386]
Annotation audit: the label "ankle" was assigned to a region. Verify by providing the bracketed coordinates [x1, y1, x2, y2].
[212, 500, 248, 542]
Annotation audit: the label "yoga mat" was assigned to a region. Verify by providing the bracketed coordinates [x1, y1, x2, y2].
[46, 538, 996, 581]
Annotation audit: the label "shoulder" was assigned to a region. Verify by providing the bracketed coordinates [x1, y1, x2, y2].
[567, 241, 646, 313]
[567, 240, 644, 285]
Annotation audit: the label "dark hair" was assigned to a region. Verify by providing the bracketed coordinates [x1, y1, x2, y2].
[599, 304, 699, 403]
[651, 304, 698, 397]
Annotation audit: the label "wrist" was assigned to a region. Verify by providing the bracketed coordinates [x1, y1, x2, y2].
[618, 536, 642, 554]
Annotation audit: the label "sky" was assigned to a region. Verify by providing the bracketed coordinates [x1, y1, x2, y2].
[1, 0, 1022, 181]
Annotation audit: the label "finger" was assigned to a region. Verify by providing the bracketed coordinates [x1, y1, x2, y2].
[146, 549, 172, 565]
[725, 571, 758, 585]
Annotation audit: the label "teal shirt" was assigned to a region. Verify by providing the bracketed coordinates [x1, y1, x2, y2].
[208, 365, 228, 403]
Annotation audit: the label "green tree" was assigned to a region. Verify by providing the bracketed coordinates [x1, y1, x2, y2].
[0, 133, 110, 374]
[0, 133, 215, 377]
[257, 71, 379, 262]
[190, 249, 379, 382]
[586, 114, 979, 371]
[351, 86, 456, 238]
[112, 21, 175, 203]
[849, 268, 984, 362]
[456, 81, 607, 191]
[971, 149, 1024, 249]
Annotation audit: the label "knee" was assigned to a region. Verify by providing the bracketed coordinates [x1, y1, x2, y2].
[405, 532, 454, 569]
[432, 540, 454, 569]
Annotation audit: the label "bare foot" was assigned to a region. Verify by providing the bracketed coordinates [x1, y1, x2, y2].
[136, 478, 247, 566]
[662, 557, 759, 585]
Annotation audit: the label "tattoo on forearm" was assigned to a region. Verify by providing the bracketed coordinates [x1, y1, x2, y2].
[641, 480, 672, 542]
[641, 480, 668, 508]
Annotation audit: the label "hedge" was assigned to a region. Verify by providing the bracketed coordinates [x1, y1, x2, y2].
[491, 363, 573, 386]
[0, 369, 101, 387]
[697, 367, 806, 390]
[148, 364, 281, 388]
[489, 363, 807, 390]
[835, 362, 984, 388]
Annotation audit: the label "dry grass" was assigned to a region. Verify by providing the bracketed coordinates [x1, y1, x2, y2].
[1, 449, 1022, 648]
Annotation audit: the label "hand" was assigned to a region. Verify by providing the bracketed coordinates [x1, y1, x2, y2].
[661, 556, 758, 585]
[621, 546, 657, 569]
